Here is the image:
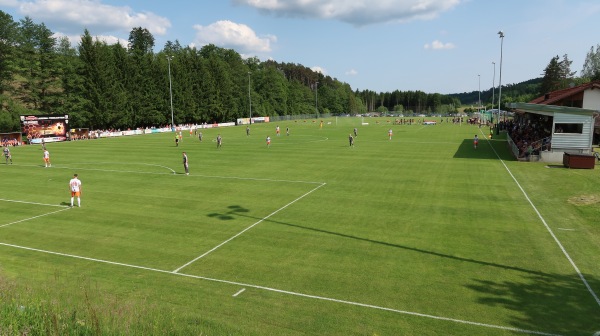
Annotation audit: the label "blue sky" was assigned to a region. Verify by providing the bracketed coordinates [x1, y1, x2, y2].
[1, 0, 599, 94]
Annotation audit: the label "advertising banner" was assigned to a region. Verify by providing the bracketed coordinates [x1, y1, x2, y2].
[21, 115, 69, 143]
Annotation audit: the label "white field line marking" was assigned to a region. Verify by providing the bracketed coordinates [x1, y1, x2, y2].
[13, 164, 174, 176]
[269, 137, 329, 145]
[172, 182, 327, 273]
[233, 288, 246, 297]
[180, 174, 323, 185]
[557, 228, 576, 231]
[390, 140, 459, 146]
[0, 207, 71, 228]
[0, 198, 69, 208]
[0, 241, 564, 336]
[304, 137, 328, 144]
[483, 130, 600, 308]
[12, 164, 322, 185]
[78, 162, 177, 174]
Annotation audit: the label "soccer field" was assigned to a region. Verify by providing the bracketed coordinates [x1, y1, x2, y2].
[1, 118, 599, 335]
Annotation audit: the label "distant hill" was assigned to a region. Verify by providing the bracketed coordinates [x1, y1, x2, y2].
[449, 78, 543, 107]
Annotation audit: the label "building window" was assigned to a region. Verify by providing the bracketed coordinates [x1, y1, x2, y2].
[554, 123, 583, 134]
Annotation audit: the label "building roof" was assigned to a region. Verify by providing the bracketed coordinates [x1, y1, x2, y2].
[508, 102, 597, 116]
[529, 81, 600, 105]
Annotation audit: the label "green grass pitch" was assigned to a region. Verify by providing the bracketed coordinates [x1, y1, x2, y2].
[1, 117, 599, 335]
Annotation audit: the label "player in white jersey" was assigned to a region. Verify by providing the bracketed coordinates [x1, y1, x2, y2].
[69, 174, 82, 207]
[43, 149, 51, 167]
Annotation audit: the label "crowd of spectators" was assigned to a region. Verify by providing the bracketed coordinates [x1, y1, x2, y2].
[506, 114, 552, 159]
[1, 137, 20, 147]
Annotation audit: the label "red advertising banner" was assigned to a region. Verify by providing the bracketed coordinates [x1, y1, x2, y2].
[20, 115, 69, 144]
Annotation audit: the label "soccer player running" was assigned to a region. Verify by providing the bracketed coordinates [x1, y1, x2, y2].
[216, 134, 222, 148]
[266, 135, 271, 147]
[349, 134, 354, 147]
[3, 146, 12, 164]
[69, 174, 82, 207]
[474, 135, 479, 149]
[182, 152, 189, 175]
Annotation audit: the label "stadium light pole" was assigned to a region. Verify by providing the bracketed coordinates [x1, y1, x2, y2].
[166, 55, 175, 132]
[315, 81, 319, 118]
[497, 31, 504, 132]
[248, 71, 252, 124]
[492, 61, 496, 123]
[478, 74, 481, 113]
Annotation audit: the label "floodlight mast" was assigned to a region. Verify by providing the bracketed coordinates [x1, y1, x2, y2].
[492, 61, 496, 123]
[167, 55, 175, 132]
[248, 71, 252, 124]
[315, 81, 319, 118]
[478, 74, 481, 113]
[497, 31, 504, 131]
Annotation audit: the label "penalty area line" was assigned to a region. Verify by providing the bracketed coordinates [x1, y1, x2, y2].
[0, 241, 564, 336]
[12, 164, 176, 176]
[0, 207, 71, 228]
[71, 162, 178, 175]
[182, 173, 323, 185]
[172, 182, 327, 273]
[11, 164, 320, 184]
[0, 198, 70, 208]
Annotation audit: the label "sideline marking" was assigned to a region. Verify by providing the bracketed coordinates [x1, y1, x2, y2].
[0, 241, 564, 336]
[483, 130, 600, 308]
[233, 288, 246, 297]
[557, 228, 576, 231]
[172, 182, 327, 273]
[0, 207, 71, 228]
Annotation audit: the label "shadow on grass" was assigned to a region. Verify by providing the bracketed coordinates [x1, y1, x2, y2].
[453, 132, 515, 161]
[466, 273, 600, 335]
[207, 205, 250, 221]
[225, 210, 554, 277]
[220, 209, 600, 334]
[214, 206, 600, 334]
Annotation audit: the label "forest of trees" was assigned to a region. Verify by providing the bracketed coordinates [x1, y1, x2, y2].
[1, 10, 600, 132]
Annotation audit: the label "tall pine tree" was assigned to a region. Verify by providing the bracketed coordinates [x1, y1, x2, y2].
[581, 44, 600, 80]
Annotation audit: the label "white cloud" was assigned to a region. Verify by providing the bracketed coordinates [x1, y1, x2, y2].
[233, 0, 462, 26]
[53, 32, 127, 48]
[0, 0, 19, 7]
[424, 40, 455, 50]
[16, 0, 170, 36]
[192, 20, 276, 54]
[345, 69, 358, 76]
[311, 66, 327, 74]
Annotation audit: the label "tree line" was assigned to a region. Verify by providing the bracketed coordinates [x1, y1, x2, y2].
[0, 12, 462, 132]
[2, 10, 600, 132]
